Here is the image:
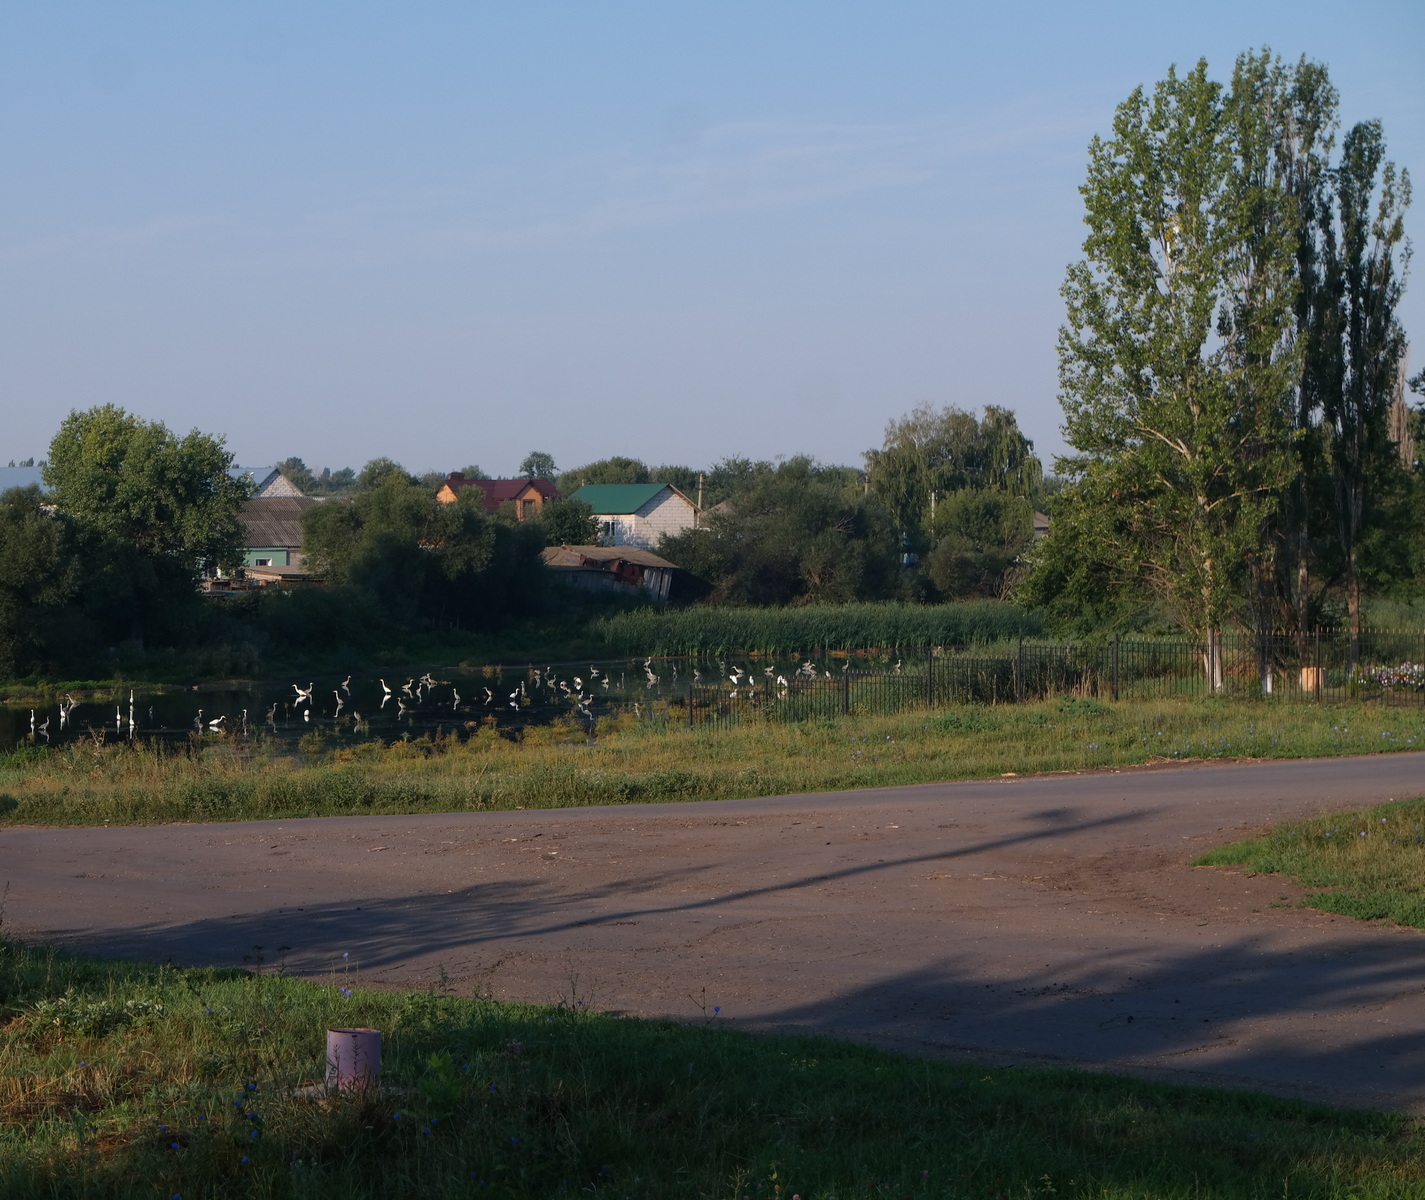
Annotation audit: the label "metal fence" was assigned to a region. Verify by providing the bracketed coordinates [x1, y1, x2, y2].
[654, 631, 1425, 731]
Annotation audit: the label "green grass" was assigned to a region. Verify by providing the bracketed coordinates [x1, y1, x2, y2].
[2, 698, 1424, 827]
[592, 601, 1044, 655]
[1195, 794, 1425, 927]
[3, 938, 1424, 1198]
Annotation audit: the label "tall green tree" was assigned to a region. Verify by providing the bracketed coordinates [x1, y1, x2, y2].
[0, 486, 81, 676]
[865, 405, 1041, 536]
[301, 477, 544, 631]
[45, 406, 248, 579]
[1321, 120, 1412, 664]
[556, 456, 650, 495]
[518, 451, 558, 480]
[659, 458, 899, 605]
[1044, 56, 1302, 685]
[536, 498, 599, 547]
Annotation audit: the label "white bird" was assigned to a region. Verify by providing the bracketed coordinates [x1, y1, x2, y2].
[729, 670, 742, 685]
[208, 715, 226, 730]
[379, 678, 392, 697]
[693, 669, 702, 683]
[194, 709, 204, 730]
[401, 678, 415, 697]
[483, 688, 493, 704]
[452, 688, 461, 708]
[334, 692, 344, 716]
[573, 677, 583, 689]
[293, 682, 314, 705]
[303, 709, 311, 722]
[29, 709, 35, 732]
[397, 700, 407, 716]
[37, 716, 49, 738]
[776, 675, 788, 687]
[266, 703, 278, 723]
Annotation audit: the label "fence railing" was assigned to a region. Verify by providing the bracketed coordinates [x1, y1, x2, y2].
[649, 632, 1425, 731]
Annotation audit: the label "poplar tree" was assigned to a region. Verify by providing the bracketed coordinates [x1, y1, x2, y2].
[1322, 120, 1411, 666]
[1052, 56, 1300, 687]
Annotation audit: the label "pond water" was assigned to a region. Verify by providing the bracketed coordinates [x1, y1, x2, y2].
[0, 653, 914, 753]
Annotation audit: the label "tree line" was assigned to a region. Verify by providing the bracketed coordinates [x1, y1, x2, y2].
[1021, 49, 1422, 677]
[1, 48, 1420, 682]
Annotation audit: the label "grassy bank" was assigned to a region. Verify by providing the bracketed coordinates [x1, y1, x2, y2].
[1196, 794, 1425, 928]
[2, 698, 1423, 827]
[2, 938, 1422, 1199]
[592, 601, 1043, 655]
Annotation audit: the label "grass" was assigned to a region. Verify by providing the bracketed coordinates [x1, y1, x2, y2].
[1195, 794, 1425, 928]
[3, 939, 1425, 1198]
[2, 698, 1424, 827]
[592, 602, 1044, 655]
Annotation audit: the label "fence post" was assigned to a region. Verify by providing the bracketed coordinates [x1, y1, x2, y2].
[1112, 634, 1120, 703]
[688, 688, 695, 728]
[1015, 639, 1024, 703]
[926, 645, 934, 709]
[841, 664, 850, 716]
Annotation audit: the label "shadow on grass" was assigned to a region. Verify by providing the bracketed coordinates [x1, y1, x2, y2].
[2, 937, 1422, 1200]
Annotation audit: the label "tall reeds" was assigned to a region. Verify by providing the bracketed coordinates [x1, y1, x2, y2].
[593, 601, 1043, 656]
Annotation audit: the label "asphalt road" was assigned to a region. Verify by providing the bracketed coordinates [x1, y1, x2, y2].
[6, 754, 1425, 1111]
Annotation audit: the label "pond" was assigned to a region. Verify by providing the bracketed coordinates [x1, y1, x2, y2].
[0, 652, 917, 753]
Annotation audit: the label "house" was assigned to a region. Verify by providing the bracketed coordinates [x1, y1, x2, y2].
[540, 544, 678, 602]
[229, 466, 306, 499]
[568, 483, 699, 550]
[238, 496, 318, 579]
[436, 473, 557, 521]
[1032, 511, 1050, 540]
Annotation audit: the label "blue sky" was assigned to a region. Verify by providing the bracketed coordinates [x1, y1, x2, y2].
[2, 1, 1421, 478]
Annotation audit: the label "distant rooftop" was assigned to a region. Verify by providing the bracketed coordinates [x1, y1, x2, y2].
[567, 482, 689, 514]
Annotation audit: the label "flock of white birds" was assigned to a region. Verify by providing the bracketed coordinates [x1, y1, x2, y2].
[18, 656, 905, 744]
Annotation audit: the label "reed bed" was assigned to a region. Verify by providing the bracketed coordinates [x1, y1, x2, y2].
[592, 601, 1044, 656]
[2, 699, 1422, 827]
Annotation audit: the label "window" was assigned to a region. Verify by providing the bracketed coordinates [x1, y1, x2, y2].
[255, 558, 272, 567]
[521, 499, 535, 520]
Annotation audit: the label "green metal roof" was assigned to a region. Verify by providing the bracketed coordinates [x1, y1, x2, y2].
[567, 482, 672, 514]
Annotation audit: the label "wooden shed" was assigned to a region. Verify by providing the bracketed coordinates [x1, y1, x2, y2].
[540, 544, 678, 601]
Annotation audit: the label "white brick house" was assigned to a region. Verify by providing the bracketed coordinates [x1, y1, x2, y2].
[568, 483, 700, 550]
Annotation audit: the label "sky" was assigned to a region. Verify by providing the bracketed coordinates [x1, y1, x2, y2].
[1, 2, 1422, 479]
